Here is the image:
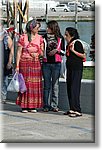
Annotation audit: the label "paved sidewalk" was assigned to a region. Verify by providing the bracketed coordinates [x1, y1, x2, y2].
[0, 101, 95, 143]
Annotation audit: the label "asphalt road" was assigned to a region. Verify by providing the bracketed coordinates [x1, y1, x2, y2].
[29, 9, 94, 17]
[2, 9, 94, 20]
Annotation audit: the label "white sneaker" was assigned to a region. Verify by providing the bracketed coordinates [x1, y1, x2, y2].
[22, 110, 28, 113]
[29, 109, 37, 113]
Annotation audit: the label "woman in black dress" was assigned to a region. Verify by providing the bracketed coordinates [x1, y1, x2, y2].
[64, 27, 86, 117]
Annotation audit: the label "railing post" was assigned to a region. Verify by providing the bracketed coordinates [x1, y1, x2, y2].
[45, 4, 48, 23]
[75, 0, 78, 29]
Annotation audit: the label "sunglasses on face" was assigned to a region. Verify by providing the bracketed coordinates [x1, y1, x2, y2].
[65, 33, 69, 37]
[65, 33, 67, 36]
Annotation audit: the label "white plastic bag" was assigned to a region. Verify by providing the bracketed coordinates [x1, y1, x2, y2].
[7, 72, 19, 92]
[60, 55, 66, 79]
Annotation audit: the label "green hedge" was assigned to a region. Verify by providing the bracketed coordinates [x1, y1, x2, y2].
[83, 66, 95, 80]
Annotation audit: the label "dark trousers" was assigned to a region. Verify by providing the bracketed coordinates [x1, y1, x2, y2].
[67, 68, 82, 113]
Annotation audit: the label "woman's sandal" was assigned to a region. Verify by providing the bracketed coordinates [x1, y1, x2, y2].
[64, 110, 75, 115]
[52, 108, 59, 112]
[68, 111, 82, 117]
[43, 108, 49, 112]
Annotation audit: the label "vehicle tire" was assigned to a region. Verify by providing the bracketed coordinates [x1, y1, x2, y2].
[64, 9, 68, 12]
[52, 8, 56, 12]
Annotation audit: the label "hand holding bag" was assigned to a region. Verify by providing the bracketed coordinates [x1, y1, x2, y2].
[7, 72, 19, 92]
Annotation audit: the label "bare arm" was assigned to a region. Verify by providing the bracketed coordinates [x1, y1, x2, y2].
[16, 45, 22, 72]
[71, 49, 86, 59]
[70, 42, 86, 59]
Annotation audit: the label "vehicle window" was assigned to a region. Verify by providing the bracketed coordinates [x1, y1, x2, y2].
[69, 3, 75, 6]
[58, 5, 63, 7]
[78, 6, 82, 8]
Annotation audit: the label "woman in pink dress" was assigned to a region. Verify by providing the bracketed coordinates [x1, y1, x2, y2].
[16, 19, 44, 113]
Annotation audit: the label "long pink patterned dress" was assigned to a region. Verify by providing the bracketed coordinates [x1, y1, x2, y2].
[16, 33, 43, 109]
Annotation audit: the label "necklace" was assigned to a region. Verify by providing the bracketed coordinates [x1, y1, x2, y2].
[31, 34, 36, 40]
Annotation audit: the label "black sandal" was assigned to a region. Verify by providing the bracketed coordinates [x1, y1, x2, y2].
[68, 112, 82, 117]
[52, 108, 59, 112]
[64, 110, 75, 115]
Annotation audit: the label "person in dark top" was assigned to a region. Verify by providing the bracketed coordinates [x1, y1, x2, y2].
[42, 20, 65, 112]
[64, 27, 86, 117]
[0, 20, 14, 103]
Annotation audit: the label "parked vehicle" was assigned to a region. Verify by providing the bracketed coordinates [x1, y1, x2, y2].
[69, 5, 83, 12]
[83, 4, 90, 11]
[50, 4, 70, 12]
[68, 2, 83, 12]
[90, 1, 95, 11]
